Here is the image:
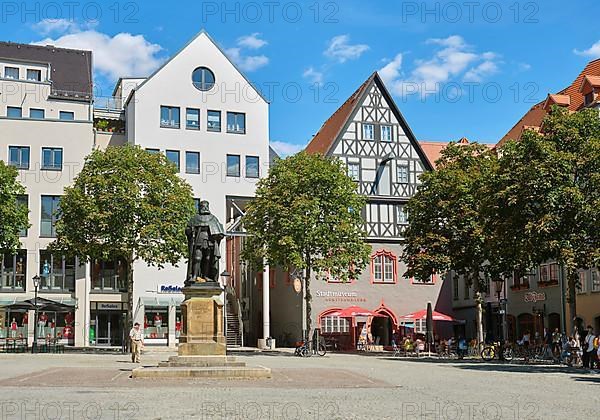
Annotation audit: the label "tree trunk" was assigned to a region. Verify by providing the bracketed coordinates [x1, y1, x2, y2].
[305, 265, 312, 341]
[126, 253, 134, 352]
[566, 269, 578, 335]
[475, 292, 484, 350]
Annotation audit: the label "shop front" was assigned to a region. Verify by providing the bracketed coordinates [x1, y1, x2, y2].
[90, 302, 127, 347]
[506, 288, 562, 342]
[138, 295, 183, 347]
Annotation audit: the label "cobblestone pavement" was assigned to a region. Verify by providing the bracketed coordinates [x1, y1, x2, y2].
[0, 351, 598, 419]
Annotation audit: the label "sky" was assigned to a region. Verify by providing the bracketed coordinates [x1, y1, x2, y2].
[2, 0, 599, 156]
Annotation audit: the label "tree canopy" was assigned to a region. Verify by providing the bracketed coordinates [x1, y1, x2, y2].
[0, 161, 29, 252]
[53, 145, 196, 326]
[243, 152, 371, 334]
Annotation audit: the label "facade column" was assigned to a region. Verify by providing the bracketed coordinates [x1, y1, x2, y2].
[262, 264, 270, 343]
[168, 304, 176, 348]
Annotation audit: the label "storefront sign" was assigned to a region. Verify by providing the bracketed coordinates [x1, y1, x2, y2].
[524, 291, 546, 303]
[315, 290, 366, 303]
[98, 303, 122, 311]
[293, 278, 302, 294]
[158, 285, 183, 294]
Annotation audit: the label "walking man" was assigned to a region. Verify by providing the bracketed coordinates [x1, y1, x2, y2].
[129, 322, 143, 363]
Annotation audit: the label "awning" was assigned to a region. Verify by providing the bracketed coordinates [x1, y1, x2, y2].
[329, 306, 385, 318]
[140, 296, 184, 307]
[0, 296, 75, 311]
[400, 309, 462, 322]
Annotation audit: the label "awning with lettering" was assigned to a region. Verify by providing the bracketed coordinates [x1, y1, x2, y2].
[140, 296, 184, 307]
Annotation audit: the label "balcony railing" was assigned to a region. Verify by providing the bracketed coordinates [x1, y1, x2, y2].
[94, 96, 123, 112]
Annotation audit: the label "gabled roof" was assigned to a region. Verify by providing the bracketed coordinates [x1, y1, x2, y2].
[127, 30, 268, 105]
[0, 41, 92, 100]
[580, 75, 600, 92]
[305, 73, 375, 155]
[419, 138, 494, 169]
[305, 72, 433, 171]
[497, 58, 600, 147]
[543, 94, 571, 109]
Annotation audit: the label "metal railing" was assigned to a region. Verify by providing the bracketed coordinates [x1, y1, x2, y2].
[94, 96, 123, 111]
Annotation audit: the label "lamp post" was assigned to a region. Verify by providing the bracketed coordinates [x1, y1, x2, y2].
[493, 278, 507, 361]
[31, 275, 40, 353]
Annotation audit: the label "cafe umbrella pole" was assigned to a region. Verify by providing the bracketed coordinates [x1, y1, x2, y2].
[31, 275, 40, 353]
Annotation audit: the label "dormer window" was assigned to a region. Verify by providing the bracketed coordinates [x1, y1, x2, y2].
[584, 92, 595, 106]
[27, 69, 41, 82]
[192, 67, 215, 91]
[4, 67, 19, 79]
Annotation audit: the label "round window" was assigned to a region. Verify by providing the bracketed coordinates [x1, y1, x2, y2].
[192, 67, 215, 91]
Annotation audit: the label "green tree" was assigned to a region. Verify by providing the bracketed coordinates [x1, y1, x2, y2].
[402, 142, 498, 346]
[52, 145, 195, 330]
[242, 152, 371, 336]
[0, 161, 29, 252]
[491, 107, 600, 332]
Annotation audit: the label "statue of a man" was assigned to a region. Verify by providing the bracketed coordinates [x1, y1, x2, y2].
[185, 201, 225, 285]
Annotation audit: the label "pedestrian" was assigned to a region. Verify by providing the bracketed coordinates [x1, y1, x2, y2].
[129, 322, 144, 364]
[552, 328, 561, 356]
[582, 325, 595, 370]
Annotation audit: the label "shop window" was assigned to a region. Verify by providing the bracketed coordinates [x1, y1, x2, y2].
[91, 258, 127, 291]
[320, 316, 350, 333]
[39, 251, 75, 292]
[0, 251, 26, 291]
[371, 250, 397, 284]
[144, 307, 168, 340]
[1, 311, 28, 339]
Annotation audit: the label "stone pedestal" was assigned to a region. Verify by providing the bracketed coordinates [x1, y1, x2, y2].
[178, 282, 226, 356]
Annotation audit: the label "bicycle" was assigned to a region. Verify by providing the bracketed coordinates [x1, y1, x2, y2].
[480, 342, 514, 362]
[294, 338, 327, 357]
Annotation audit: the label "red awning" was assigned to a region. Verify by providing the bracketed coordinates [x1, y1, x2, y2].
[400, 309, 459, 322]
[330, 306, 385, 318]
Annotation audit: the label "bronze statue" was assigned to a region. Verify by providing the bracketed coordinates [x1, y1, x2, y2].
[185, 200, 225, 285]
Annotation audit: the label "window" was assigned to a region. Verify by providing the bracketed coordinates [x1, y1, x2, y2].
[0, 251, 26, 291]
[464, 280, 470, 299]
[160, 106, 180, 128]
[40, 195, 60, 237]
[42, 148, 63, 171]
[363, 124, 374, 140]
[186, 152, 200, 174]
[8, 146, 30, 169]
[397, 205, 408, 225]
[512, 271, 531, 289]
[347, 162, 360, 181]
[192, 67, 216, 91]
[26, 69, 41, 81]
[39, 251, 75, 292]
[592, 269, 600, 292]
[30, 108, 45, 119]
[453, 275, 459, 300]
[166, 150, 180, 172]
[371, 250, 396, 283]
[59, 111, 74, 121]
[91, 258, 127, 291]
[397, 164, 409, 183]
[7, 106, 22, 118]
[186, 108, 200, 130]
[320, 316, 350, 333]
[539, 263, 559, 284]
[584, 92, 594, 106]
[4, 67, 19, 79]
[227, 155, 240, 177]
[246, 156, 259, 178]
[146, 148, 159, 154]
[578, 271, 587, 294]
[381, 125, 392, 142]
[227, 112, 246, 134]
[207, 110, 221, 132]
[17, 195, 28, 237]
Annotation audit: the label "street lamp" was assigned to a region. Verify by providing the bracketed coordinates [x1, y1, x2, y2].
[493, 278, 507, 360]
[31, 275, 40, 354]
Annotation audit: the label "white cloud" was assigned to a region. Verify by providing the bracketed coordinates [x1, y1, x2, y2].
[303, 67, 324, 85]
[270, 141, 305, 157]
[324, 35, 369, 63]
[574, 40, 600, 57]
[31, 21, 164, 83]
[225, 33, 269, 72]
[237, 33, 267, 49]
[380, 35, 501, 97]
[518, 62, 532, 72]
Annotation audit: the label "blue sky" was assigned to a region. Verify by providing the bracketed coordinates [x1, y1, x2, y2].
[3, 0, 600, 155]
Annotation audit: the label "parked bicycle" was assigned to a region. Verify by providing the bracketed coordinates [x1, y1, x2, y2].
[295, 339, 327, 357]
[480, 342, 514, 362]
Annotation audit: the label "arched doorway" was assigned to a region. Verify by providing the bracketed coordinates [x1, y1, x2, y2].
[371, 304, 398, 347]
[517, 313, 534, 339]
[547, 313, 561, 333]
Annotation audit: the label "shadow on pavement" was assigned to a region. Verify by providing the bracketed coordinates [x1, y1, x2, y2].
[573, 375, 600, 384]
